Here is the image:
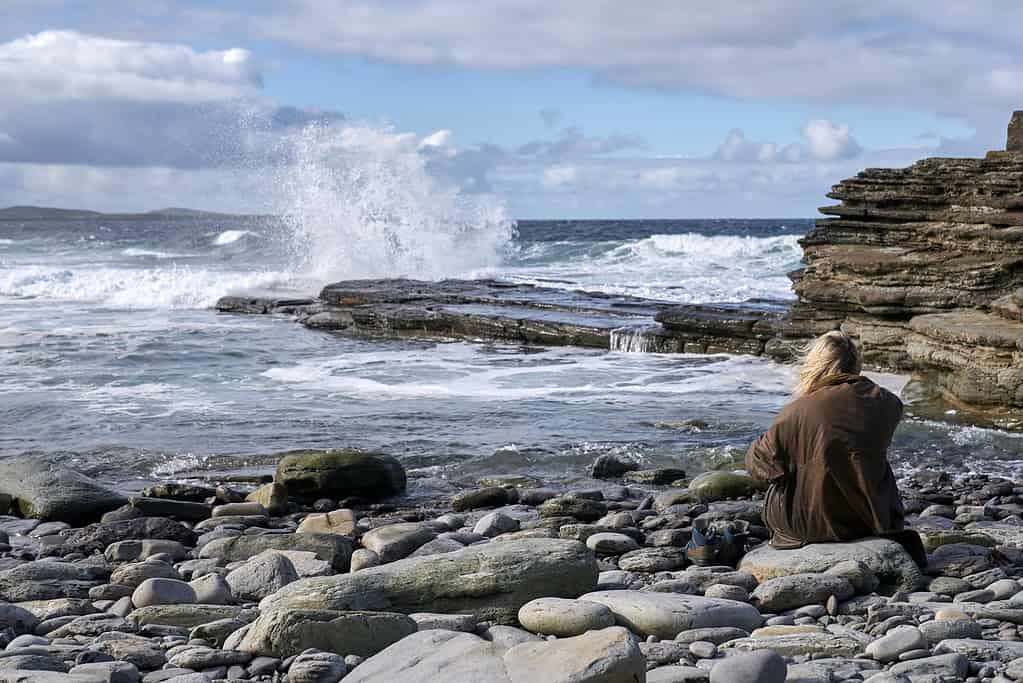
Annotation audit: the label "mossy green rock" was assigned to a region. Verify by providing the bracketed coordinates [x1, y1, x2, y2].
[687, 471, 766, 503]
[276, 450, 406, 501]
[261, 538, 598, 625]
[919, 530, 998, 552]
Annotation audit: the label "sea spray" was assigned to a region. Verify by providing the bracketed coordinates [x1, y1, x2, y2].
[268, 121, 516, 282]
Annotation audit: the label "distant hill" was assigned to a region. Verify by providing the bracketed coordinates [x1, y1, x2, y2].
[0, 205, 258, 221]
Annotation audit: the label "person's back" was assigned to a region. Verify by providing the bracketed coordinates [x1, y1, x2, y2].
[745, 332, 918, 562]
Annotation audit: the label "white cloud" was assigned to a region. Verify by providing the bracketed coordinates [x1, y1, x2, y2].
[714, 129, 779, 162]
[0, 31, 340, 169]
[541, 165, 577, 188]
[251, 0, 1023, 123]
[713, 120, 863, 164]
[801, 119, 861, 161]
[0, 31, 261, 104]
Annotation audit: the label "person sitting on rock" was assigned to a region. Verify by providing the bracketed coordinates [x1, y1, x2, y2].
[745, 330, 927, 567]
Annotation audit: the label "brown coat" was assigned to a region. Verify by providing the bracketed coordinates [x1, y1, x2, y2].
[745, 373, 905, 549]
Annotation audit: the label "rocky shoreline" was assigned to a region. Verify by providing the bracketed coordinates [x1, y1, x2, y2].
[0, 451, 1021, 681]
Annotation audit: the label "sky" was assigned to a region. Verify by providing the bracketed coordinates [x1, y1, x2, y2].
[0, 1, 1019, 218]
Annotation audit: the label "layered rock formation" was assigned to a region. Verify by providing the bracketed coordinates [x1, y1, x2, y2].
[787, 113, 1023, 427]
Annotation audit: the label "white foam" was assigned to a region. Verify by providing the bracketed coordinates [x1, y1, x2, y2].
[122, 248, 192, 259]
[487, 232, 803, 303]
[213, 230, 254, 246]
[0, 264, 298, 309]
[269, 122, 516, 281]
[261, 343, 796, 402]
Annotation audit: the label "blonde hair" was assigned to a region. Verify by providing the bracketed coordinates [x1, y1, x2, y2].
[796, 331, 862, 397]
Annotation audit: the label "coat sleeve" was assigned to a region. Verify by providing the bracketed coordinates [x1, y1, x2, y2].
[745, 416, 789, 484]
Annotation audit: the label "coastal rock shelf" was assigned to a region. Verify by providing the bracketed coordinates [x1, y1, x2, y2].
[216, 278, 790, 357]
[790, 112, 1023, 428]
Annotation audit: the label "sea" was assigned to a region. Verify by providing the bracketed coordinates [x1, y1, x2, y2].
[1, 214, 1021, 497]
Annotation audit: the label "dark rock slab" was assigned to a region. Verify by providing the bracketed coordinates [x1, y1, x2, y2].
[0, 458, 127, 523]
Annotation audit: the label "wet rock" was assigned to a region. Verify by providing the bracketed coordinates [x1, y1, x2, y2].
[198, 533, 352, 571]
[623, 469, 687, 486]
[590, 455, 639, 480]
[0, 457, 127, 523]
[50, 518, 197, 556]
[238, 609, 417, 658]
[245, 483, 288, 516]
[538, 497, 608, 522]
[517, 598, 616, 637]
[579, 590, 763, 639]
[275, 450, 406, 501]
[452, 487, 513, 512]
[127, 497, 211, 522]
[687, 471, 766, 503]
[262, 538, 598, 625]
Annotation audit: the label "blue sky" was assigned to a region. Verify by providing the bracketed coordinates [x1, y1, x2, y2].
[0, 1, 1018, 218]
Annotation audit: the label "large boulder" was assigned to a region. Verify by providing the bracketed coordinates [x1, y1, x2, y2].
[261, 538, 598, 624]
[0, 458, 127, 523]
[578, 590, 763, 639]
[344, 626, 645, 683]
[739, 538, 925, 591]
[237, 609, 417, 658]
[275, 450, 406, 501]
[47, 517, 197, 556]
[199, 533, 352, 572]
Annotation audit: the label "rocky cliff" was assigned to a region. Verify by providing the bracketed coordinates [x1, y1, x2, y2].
[786, 112, 1023, 427]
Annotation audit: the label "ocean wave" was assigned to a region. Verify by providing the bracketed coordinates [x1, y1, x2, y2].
[122, 247, 193, 259]
[0, 264, 297, 309]
[213, 230, 255, 246]
[488, 232, 803, 303]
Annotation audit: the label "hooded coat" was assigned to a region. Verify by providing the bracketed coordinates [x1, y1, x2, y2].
[745, 373, 905, 549]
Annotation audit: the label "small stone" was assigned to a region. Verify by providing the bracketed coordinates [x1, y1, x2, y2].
[518, 598, 616, 637]
[688, 640, 717, 659]
[132, 578, 197, 608]
[585, 532, 640, 555]
[710, 649, 786, 683]
[474, 512, 520, 538]
[350, 548, 380, 572]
